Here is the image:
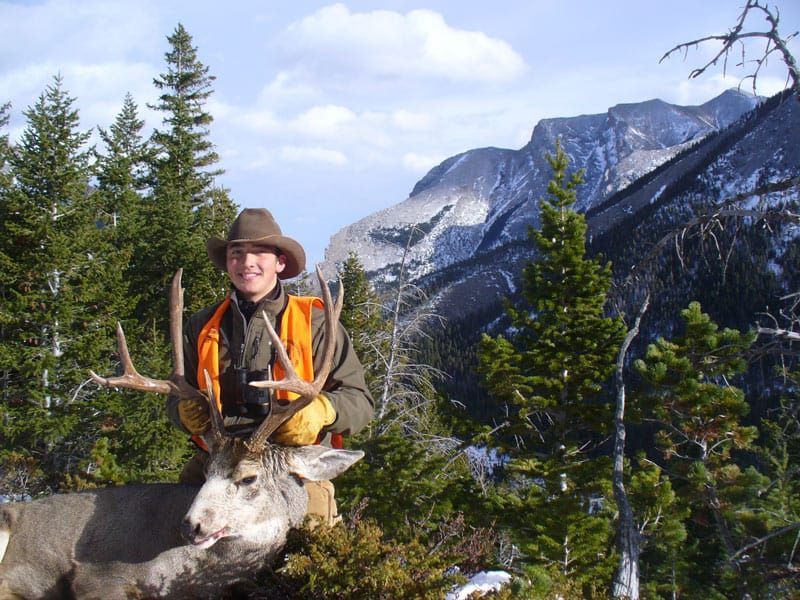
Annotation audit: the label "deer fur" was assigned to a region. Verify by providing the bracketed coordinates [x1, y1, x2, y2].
[0, 438, 363, 599]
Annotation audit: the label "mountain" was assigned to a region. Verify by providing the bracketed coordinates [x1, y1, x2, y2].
[324, 90, 799, 324]
[325, 90, 757, 281]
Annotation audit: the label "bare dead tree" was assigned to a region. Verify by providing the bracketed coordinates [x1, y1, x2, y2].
[757, 291, 800, 356]
[660, 0, 799, 100]
[612, 294, 649, 600]
[372, 225, 447, 440]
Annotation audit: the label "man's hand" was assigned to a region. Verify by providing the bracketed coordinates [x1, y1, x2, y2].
[178, 397, 211, 435]
[272, 394, 336, 446]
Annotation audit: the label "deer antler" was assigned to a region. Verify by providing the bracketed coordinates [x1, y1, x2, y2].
[202, 369, 231, 443]
[246, 266, 343, 451]
[90, 269, 205, 403]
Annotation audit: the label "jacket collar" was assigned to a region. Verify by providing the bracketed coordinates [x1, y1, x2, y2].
[230, 280, 286, 322]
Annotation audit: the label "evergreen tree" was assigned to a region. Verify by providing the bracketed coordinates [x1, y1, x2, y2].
[0, 102, 13, 280]
[337, 251, 388, 394]
[752, 383, 800, 594]
[627, 455, 689, 599]
[0, 77, 122, 488]
[134, 23, 235, 329]
[478, 140, 625, 592]
[335, 422, 484, 542]
[95, 92, 150, 249]
[91, 93, 193, 483]
[635, 302, 768, 596]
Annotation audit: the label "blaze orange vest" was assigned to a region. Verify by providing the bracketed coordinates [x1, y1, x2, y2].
[196, 294, 322, 410]
[194, 295, 343, 448]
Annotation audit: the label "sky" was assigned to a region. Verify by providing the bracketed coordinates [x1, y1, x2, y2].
[1, 0, 798, 266]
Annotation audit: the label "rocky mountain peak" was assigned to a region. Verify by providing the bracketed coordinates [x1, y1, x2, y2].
[324, 89, 761, 289]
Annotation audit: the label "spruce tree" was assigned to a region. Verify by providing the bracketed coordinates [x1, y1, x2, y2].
[753, 382, 800, 593]
[135, 23, 235, 329]
[337, 251, 388, 394]
[0, 77, 122, 488]
[635, 302, 766, 596]
[478, 140, 625, 592]
[91, 93, 192, 483]
[95, 93, 150, 249]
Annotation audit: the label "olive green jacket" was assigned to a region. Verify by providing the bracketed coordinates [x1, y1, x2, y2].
[166, 280, 374, 443]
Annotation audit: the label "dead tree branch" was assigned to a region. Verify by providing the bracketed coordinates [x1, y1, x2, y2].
[626, 176, 800, 285]
[660, 0, 799, 99]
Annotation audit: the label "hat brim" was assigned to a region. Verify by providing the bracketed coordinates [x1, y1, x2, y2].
[207, 234, 306, 279]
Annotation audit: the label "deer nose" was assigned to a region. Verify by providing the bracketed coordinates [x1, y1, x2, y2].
[181, 517, 202, 542]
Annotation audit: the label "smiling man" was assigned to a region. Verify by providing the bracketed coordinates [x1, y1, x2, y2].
[167, 208, 374, 525]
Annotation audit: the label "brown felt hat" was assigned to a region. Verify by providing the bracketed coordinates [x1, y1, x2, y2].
[206, 208, 306, 279]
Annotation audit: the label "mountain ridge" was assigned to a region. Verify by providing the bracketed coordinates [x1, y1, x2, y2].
[323, 90, 799, 328]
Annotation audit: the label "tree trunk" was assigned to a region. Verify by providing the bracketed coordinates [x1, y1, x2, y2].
[612, 295, 649, 599]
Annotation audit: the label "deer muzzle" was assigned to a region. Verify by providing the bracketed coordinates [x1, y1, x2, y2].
[181, 515, 229, 549]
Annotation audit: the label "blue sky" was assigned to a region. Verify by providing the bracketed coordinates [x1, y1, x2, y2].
[1, 0, 798, 266]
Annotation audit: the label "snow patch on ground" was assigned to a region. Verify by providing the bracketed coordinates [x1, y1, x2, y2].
[447, 571, 512, 600]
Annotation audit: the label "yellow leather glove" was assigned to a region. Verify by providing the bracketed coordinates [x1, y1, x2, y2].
[178, 397, 211, 435]
[272, 394, 336, 446]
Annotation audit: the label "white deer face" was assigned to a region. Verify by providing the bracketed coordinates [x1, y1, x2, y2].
[181, 441, 363, 549]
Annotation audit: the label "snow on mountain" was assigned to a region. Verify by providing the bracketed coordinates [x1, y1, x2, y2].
[324, 89, 759, 287]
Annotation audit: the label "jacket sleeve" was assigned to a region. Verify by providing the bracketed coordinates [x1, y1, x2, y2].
[310, 308, 375, 437]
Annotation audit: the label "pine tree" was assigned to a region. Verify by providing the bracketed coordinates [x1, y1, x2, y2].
[337, 251, 388, 394]
[95, 93, 150, 248]
[753, 383, 800, 594]
[91, 93, 193, 483]
[478, 140, 625, 592]
[0, 77, 123, 488]
[635, 302, 766, 596]
[134, 23, 235, 329]
[627, 455, 689, 599]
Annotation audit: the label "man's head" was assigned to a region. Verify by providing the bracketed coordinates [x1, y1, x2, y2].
[207, 209, 306, 302]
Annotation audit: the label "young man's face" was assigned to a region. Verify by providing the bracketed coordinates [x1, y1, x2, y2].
[226, 242, 286, 303]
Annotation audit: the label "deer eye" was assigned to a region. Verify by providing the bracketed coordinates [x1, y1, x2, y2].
[238, 475, 257, 486]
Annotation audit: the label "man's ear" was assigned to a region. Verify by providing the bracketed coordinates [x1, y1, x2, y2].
[275, 254, 287, 273]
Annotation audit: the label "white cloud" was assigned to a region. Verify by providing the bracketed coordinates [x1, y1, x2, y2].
[672, 73, 761, 106]
[1, 61, 158, 138]
[402, 152, 445, 173]
[280, 145, 348, 166]
[277, 3, 526, 85]
[392, 109, 433, 131]
[290, 104, 357, 137]
[0, 0, 160, 67]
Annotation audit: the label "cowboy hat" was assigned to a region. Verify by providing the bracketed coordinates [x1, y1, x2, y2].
[206, 208, 306, 279]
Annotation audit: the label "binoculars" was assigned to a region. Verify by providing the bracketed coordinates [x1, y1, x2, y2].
[233, 367, 272, 417]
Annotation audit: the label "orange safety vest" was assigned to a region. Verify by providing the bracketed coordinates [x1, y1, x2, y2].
[194, 295, 343, 448]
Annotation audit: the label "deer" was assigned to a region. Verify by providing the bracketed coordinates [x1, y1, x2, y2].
[0, 267, 363, 599]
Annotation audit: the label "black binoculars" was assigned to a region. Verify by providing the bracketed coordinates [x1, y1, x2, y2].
[234, 367, 272, 417]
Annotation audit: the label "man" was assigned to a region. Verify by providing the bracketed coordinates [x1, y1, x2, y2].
[167, 208, 374, 525]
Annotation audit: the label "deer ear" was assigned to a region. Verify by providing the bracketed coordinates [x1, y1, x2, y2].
[287, 446, 364, 481]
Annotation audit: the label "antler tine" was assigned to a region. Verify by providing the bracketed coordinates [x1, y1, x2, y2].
[247, 265, 343, 448]
[170, 269, 186, 379]
[91, 270, 202, 400]
[90, 321, 177, 395]
[203, 369, 230, 442]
